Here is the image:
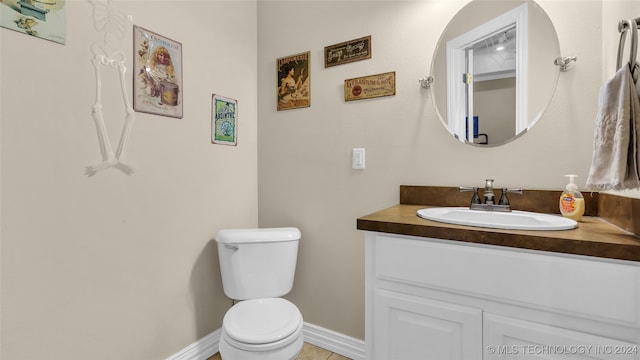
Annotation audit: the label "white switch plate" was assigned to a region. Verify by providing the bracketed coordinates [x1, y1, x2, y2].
[352, 148, 365, 169]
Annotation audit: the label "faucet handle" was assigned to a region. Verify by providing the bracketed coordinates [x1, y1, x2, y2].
[504, 188, 523, 194]
[460, 186, 481, 204]
[498, 188, 523, 206]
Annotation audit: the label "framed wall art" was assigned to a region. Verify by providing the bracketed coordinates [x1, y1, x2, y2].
[133, 25, 183, 118]
[0, 0, 67, 44]
[277, 51, 310, 111]
[324, 35, 371, 68]
[344, 71, 396, 102]
[211, 94, 238, 146]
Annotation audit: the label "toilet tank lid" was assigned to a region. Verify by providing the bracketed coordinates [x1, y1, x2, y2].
[215, 227, 301, 244]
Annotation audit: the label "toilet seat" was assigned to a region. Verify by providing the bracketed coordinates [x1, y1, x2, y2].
[223, 298, 303, 347]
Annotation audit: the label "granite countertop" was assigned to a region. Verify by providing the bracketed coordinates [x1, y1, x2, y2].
[357, 186, 640, 263]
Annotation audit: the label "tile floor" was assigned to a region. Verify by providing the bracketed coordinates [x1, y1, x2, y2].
[207, 342, 352, 360]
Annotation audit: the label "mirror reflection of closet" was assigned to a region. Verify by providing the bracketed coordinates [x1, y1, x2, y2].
[447, 4, 525, 145]
[431, 0, 560, 147]
[469, 25, 518, 145]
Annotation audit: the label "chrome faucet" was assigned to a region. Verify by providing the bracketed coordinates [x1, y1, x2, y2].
[460, 179, 523, 212]
[483, 179, 495, 205]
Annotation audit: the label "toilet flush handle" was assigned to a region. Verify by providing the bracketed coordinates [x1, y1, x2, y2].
[224, 244, 239, 251]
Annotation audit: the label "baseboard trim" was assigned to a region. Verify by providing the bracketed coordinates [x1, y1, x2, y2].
[167, 323, 365, 360]
[166, 328, 220, 360]
[302, 322, 365, 360]
[166, 322, 365, 360]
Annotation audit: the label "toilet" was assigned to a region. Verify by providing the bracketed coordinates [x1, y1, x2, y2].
[215, 227, 304, 360]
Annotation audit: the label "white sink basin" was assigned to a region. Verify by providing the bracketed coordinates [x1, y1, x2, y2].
[416, 207, 577, 231]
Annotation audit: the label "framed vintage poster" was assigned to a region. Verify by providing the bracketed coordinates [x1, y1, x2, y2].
[0, 0, 66, 44]
[324, 35, 371, 68]
[277, 51, 310, 111]
[344, 71, 396, 102]
[211, 94, 238, 146]
[133, 25, 183, 118]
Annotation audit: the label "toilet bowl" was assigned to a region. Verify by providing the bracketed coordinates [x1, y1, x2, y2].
[219, 298, 303, 360]
[215, 227, 303, 360]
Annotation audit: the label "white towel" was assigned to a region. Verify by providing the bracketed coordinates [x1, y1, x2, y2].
[586, 65, 640, 190]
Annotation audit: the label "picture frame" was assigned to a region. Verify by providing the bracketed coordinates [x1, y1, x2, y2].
[133, 25, 183, 118]
[344, 71, 396, 102]
[0, 0, 67, 44]
[277, 51, 310, 111]
[211, 94, 238, 146]
[324, 35, 371, 68]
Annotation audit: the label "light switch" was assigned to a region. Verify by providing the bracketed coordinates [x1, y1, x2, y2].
[352, 148, 365, 169]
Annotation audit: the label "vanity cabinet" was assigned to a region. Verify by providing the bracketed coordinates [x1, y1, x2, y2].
[365, 232, 640, 360]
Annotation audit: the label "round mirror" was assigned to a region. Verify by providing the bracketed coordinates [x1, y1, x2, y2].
[430, 0, 560, 147]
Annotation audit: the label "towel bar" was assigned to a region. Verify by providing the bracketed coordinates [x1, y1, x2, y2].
[618, 18, 638, 68]
[618, 17, 640, 32]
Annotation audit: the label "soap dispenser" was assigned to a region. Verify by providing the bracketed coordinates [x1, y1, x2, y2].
[559, 175, 585, 221]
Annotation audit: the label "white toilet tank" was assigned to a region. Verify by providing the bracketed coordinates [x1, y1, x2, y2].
[215, 227, 301, 300]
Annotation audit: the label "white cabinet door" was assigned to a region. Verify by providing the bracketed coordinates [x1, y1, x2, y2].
[484, 313, 640, 360]
[373, 289, 482, 360]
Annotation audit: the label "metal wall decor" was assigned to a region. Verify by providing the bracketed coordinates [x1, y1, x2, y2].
[133, 25, 183, 118]
[344, 71, 396, 102]
[212, 94, 238, 146]
[277, 51, 310, 111]
[0, 0, 67, 44]
[324, 35, 371, 68]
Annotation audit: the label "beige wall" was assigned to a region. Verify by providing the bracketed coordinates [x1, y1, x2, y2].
[257, 0, 640, 341]
[1, 1, 257, 359]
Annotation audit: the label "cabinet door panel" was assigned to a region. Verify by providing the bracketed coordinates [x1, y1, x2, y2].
[373, 289, 482, 360]
[484, 313, 640, 360]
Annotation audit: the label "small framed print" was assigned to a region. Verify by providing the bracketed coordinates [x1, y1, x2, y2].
[277, 51, 310, 111]
[344, 71, 396, 102]
[212, 94, 238, 146]
[324, 35, 371, 68]
[133, 25, 183, 118]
